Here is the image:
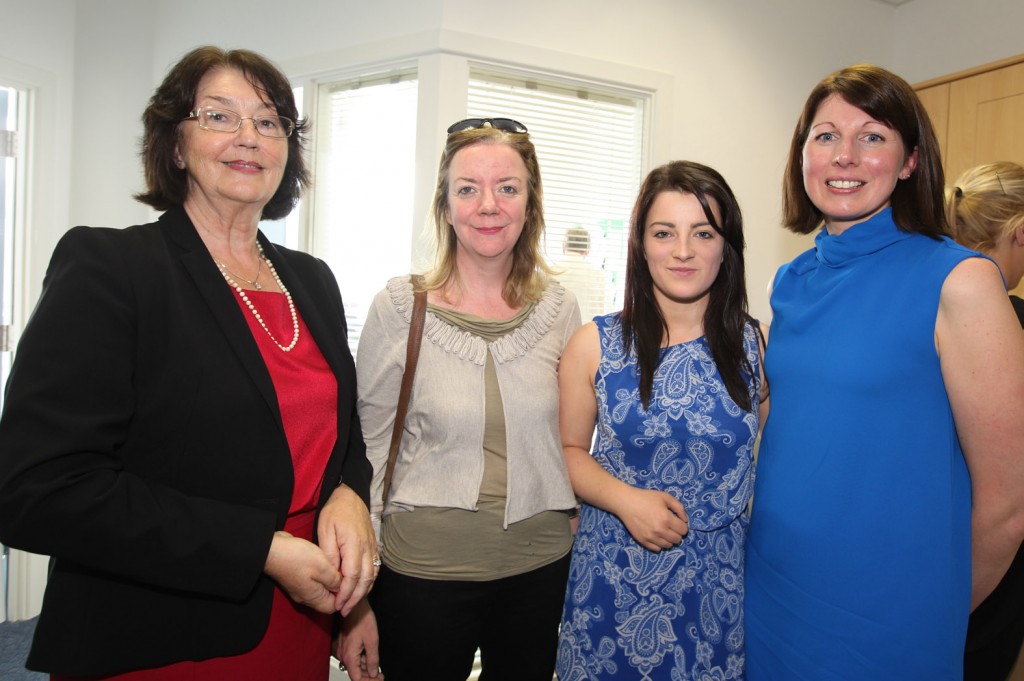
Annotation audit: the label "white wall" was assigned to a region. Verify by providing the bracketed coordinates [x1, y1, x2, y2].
[0, 0, 1022, 620]
[8, 0, 1022, 322]
[0, 0, 76, 317]
[894, 0, 1024, 83]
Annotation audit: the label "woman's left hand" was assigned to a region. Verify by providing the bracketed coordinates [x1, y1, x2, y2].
[334, 598, 383, 680]
[263, 531, 342, 614]
[318, 484, 379, 616]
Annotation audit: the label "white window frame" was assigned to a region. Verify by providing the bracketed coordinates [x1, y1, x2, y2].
[284, 32, 674, 337]
[0, 55, 62, 624]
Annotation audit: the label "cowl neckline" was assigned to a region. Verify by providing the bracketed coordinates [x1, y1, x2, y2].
[386, 275, 565, 365]
[815, 208, 912, 268]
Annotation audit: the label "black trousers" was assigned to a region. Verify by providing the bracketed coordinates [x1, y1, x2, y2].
[370, 552, 571, 681]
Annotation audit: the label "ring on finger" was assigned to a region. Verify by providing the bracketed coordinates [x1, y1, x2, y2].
[372, 556, 382, 568]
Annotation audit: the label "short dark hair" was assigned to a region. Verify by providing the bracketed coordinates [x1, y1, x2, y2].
[622, 160, 760, 412]
[134, 46, 310, 221]
[782, 64, 946, 238]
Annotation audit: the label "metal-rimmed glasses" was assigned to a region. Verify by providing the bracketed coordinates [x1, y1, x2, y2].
[446, 117, 528, 135]
[184, 106, 295, 138]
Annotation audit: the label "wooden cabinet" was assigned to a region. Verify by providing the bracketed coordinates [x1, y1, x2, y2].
[916, 54, 1024, 300]
[916, 54, 1024, 183]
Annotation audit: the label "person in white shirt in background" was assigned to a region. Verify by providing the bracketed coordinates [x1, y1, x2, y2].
[557, 226, 610, 322]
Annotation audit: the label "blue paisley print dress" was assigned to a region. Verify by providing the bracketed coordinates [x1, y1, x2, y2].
[556, 314, 761, 681]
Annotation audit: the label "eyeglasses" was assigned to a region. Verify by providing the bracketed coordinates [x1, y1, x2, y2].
[185, 107, 294, 138]
[446, 117, 528, 135]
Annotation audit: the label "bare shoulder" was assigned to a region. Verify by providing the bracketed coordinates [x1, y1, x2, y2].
[560, 321, 604, 388]
[937, 256, 1023, 358]
[940, 256, 1006, 307]
[565, 320, 601, 363]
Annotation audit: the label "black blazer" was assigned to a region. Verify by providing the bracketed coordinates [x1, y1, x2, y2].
[0, 206, 371, 675]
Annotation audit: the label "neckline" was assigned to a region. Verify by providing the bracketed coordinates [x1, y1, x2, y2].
[814, 208, 911, 267]
[387, 276, 564, 365]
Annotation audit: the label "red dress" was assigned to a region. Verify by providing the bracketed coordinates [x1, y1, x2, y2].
[55, 290, 338, 681]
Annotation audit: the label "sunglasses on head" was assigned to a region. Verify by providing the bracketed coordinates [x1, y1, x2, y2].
[446, 117, 528, 135]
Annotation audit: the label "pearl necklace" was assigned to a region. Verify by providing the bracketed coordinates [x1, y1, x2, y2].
[216, 242, 300, 352]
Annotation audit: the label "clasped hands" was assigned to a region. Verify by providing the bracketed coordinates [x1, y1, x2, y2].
[263, 483, 379, 616]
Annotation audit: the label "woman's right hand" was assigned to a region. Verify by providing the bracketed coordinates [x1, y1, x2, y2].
[614, 488, 689, 552]
[264, 531, 342, 614]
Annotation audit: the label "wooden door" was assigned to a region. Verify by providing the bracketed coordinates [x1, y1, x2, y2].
[917, 55, 1024, 180]
[946, 59, 1024, 181]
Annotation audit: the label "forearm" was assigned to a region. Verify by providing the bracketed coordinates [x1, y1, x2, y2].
[971, 505, 1024, 609]
[565, 446, 631, 517]
[339, 410, 373, 508]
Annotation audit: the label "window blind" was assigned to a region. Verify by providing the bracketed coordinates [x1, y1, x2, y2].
[467, 69, 646, 322]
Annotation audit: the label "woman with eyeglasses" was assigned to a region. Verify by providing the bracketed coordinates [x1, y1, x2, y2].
[948, 161, 1024, 681]
[554, 160, 768, 680]
[333, 118, 580, 681]
[0, 46, 376, 680]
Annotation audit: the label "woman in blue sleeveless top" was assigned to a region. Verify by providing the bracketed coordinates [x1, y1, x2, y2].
[744, 65, 1024, 680]
[556, 161, 768, 680]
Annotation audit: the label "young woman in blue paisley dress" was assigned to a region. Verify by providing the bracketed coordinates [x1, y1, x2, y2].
[555, 161, 768, 681]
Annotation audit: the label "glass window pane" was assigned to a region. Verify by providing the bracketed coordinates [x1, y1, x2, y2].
[259, 86, 303, 249]
[312, 71, 418, 353]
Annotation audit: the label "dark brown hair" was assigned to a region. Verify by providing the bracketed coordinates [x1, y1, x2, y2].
[782, 64, 946, 238]
[134, 46, 310, 221]
[622, 160, 761, 412]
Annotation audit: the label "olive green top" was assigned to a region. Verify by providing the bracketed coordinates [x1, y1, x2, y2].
[380, 302, 572, 580]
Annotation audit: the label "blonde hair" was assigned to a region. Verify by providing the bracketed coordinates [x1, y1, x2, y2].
[422, 126, 553, 307]
[946, 161, 1024, 254]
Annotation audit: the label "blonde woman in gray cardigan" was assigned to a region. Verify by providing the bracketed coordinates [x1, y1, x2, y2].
[333, 118, 581, 681]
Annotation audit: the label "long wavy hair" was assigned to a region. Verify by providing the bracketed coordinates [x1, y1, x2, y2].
[622, 160, 761, 411]
[134, 46, 310, 221]
[422, 125, 554, 306]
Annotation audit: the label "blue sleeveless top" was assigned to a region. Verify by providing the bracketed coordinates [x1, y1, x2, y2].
[745, 209, 980, 680]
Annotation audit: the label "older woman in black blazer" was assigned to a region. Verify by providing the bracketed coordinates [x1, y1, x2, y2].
[0, 47, 377, 680]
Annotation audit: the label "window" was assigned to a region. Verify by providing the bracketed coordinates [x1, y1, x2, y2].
[467, 68, 646, 322]
[259, 86, 305, 251]
[298, 55, 650, 353]
[0, 82, 26, 623]
[310, 70, 418, 353]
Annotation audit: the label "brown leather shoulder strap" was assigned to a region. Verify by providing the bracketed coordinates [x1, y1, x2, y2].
[381, 275, 426, 505]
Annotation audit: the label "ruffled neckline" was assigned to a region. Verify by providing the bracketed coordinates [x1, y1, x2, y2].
[385, 276, 565, 365]
[814, 208, 912, 268]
